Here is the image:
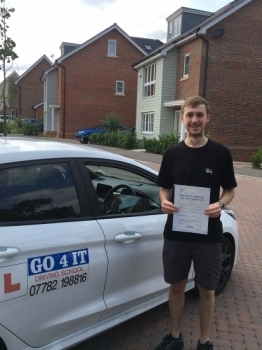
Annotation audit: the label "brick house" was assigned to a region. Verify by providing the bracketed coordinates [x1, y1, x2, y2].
[15, 55, 52, 120]
[40, 23, 163, 138]
[133, 0, 262, 162]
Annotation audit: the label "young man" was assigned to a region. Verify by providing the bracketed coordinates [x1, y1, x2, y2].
[155, 96, 237, 350]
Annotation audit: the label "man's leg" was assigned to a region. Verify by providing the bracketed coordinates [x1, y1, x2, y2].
[197, 284, 215, 344]
[169, 279, 188, 338]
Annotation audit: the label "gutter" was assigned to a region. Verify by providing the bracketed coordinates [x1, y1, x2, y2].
[196, 29, 209, 98]
[55, 61, 66, 138]
[16, 84, 21, 116]
[133, 33, 197, 70]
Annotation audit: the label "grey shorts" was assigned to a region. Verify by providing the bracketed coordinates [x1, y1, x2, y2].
[162, 239, 222, 291]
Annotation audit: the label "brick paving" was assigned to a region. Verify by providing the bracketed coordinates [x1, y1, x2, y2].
[72, 164, 262, 350]
[41, 142, 260, 350]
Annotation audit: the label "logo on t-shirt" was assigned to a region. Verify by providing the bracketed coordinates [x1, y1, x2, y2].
[205, 167, 212, 175]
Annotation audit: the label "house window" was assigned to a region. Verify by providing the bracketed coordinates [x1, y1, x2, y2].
[174, 110, 182, 135]
[142, 112, 154, 133]
[10, 109, 16, 117]
[108, 39, 116, 56]
[116, 81, 124, 94]
[144, 63, 156, 97]
[183, 54, 190, 77]
[144, 43, 152, 50]
[168, 15, 181, 39]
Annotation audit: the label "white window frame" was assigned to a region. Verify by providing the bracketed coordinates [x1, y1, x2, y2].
[142, 112, 154, 133]
[168, 15, 181, 39]
[10, 109, 16, 117]
[144, 63, 156, 98]
[116, 81, 124, 94]
[183, 53, 190, 77]
[108, 39, 116, 56]
[174, 110, 182, 135]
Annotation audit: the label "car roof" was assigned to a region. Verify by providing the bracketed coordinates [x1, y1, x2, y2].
[0, 137, 157, 174]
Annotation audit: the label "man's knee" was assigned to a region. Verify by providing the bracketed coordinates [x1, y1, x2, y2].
[197, 284, 215, 298]
[170, 279, 188, 294]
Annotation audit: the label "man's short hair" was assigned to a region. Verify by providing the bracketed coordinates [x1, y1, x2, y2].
[181, 96, 210, 115]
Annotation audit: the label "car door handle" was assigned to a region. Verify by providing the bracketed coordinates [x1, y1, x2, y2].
[0, 247, 20, 261]
[114, 232, 142, 244]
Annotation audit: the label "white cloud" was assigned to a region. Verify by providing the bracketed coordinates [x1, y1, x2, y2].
[79, 0, 118, 8]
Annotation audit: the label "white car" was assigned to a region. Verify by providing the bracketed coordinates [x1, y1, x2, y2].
[0, 138, 239, 350]
[0, 115, 17, 123]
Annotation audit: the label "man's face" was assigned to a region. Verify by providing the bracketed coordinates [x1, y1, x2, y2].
[181, 104, 210, 138]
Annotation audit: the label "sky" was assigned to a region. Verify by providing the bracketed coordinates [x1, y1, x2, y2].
[3, 0, 230, 77]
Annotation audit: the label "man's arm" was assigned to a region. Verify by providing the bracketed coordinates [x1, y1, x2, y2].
[159, 187, 179, 214]
[205, 188, 235, 218]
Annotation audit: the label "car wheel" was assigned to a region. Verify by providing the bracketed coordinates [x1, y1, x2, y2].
[215, 235, 234, 295]
[80, 136, 88, 144]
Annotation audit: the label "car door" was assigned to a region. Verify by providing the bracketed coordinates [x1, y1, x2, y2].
[77, 159, 195, 319]
[0, 160, 108, 348]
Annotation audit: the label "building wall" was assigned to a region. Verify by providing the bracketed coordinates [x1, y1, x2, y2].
[135, 58, 164, 140]
[16, 59, 52, 119]
[174, 0, 262, 162]
[56, 29, 146, 139]
[159, 48, 178, 135]
[44, 70, 59, 131]
[175, 38, 203, 99]
[203, 0, 262, 161]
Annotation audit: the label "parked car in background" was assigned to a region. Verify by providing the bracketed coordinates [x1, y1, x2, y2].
[0, 115, 17, 123]
[75, 124, 127, 143]
[22, 118, 44, 133]
[0, 138, 239, 350]
[121, 126, 136, 134]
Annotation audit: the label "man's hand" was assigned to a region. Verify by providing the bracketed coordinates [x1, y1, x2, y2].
[204, 202, 221, 218]
[161, 199, 179, 214]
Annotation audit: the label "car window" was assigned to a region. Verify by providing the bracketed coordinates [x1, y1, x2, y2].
[0, 163, 82, 222]
[85, 164, 161, 216]
[97, 125, 107, 131]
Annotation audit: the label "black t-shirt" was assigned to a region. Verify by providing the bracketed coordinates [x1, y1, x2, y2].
[156, 139, 237, 243]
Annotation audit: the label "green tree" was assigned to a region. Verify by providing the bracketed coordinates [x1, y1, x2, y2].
[8, 77, 16, 112]
[0, 0, 18, 136]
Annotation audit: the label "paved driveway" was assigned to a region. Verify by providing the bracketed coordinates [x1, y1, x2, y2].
[71, 160, 262, 350]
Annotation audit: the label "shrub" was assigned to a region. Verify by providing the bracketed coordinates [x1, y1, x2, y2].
[0, 118, 24, 135]
[143, 137, 162, 154]
[90, 130, 179, 153]
[22, 123, 39, 136]
[103, 131, 120, 147]
[205, 130, 212, 138]
[143, 132, 180, 154]
[90, 130, 138, 150]
[102, 112, 124, 132]
[250, 147, 262, 169]
[118, 130, 137, 149]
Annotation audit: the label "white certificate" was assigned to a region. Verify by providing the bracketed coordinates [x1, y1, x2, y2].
[172, 185, 210, 234]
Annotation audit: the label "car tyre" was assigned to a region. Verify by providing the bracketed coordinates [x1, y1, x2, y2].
[215, 235, 234, 295]
[80, 136, 88, 144]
